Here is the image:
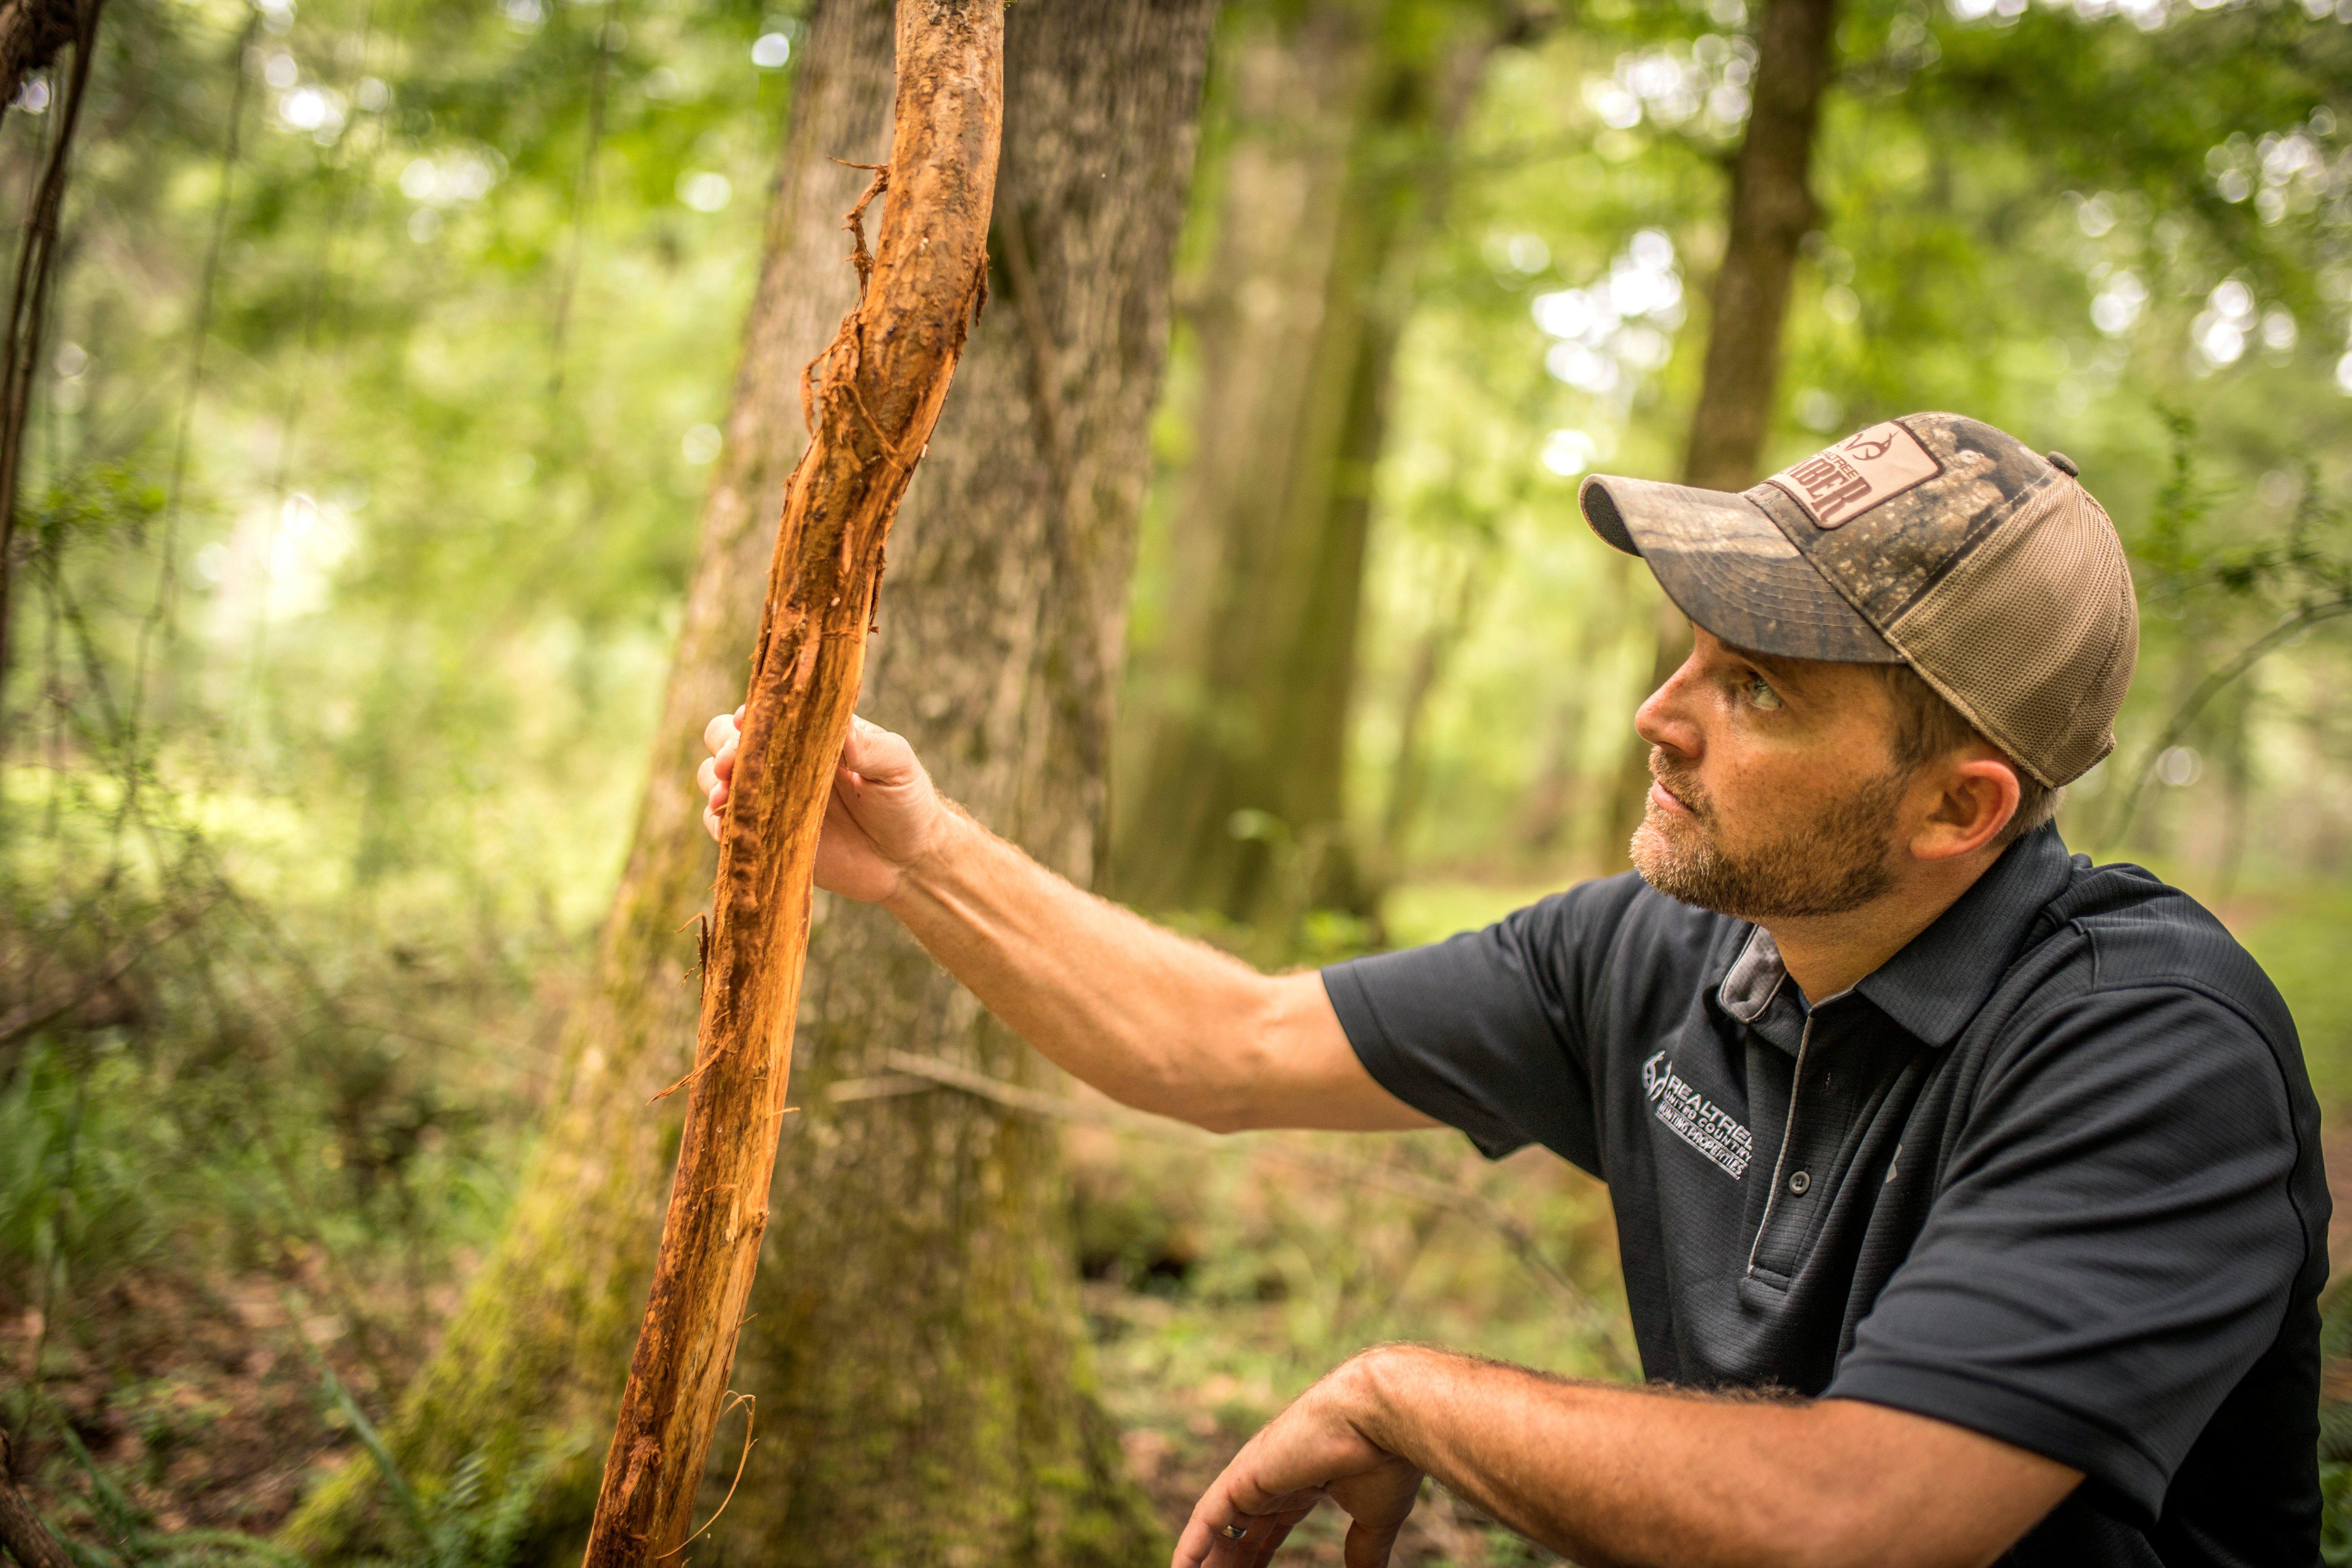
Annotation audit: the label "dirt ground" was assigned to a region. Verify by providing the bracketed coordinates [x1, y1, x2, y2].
[3, 1252, 436, 1547]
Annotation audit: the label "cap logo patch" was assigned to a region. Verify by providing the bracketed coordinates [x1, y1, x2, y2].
[1765, 420, 1941, 530]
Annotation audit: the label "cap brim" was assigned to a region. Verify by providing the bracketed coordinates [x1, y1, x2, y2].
[1579, 474, 1900, 664]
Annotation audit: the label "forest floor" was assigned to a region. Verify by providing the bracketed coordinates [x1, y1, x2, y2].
[7, 867, 2350, 1567]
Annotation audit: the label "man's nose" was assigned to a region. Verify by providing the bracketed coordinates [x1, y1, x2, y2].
[1634, 652, 1705, 761]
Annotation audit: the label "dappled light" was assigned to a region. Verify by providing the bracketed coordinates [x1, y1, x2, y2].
[2, 0, 2351, 1562]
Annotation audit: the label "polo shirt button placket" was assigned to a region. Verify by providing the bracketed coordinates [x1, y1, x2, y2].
[1746, 1010, 1822, 1280]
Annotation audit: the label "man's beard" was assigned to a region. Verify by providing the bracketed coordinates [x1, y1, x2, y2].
[1630, 750, 1904, 921]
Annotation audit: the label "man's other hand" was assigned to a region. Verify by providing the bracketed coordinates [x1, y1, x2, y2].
[1175, 1358, 1422, 1568]
[698, 708, 951, 904]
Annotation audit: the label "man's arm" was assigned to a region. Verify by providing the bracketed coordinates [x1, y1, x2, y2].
[698, 710, 1434, 1134]
[1176, 1345, 2080, 1568]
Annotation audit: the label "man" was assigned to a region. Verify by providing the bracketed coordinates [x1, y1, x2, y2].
[699, 413, 2326, 1567]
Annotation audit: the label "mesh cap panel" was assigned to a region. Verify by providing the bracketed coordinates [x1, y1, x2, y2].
[1881, 480, 2138, 787]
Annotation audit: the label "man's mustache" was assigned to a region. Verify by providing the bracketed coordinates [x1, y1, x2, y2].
[1648, 749, 1710, 821]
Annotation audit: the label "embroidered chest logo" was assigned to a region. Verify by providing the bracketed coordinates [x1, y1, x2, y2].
[1643, 1050, 1754, 1181]
[1764, 420, 1941, 530]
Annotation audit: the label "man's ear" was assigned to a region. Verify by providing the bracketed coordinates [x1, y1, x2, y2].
[1912, 754, 2020, 863]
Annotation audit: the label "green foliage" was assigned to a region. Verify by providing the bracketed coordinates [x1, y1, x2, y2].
[8, 0, 2352, 1552]
[0, 1044, 174, 1320]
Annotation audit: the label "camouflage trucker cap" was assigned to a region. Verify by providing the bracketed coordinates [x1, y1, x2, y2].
[1577, 412, 2139, 787]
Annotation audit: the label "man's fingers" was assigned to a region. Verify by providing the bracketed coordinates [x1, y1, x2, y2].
[1173, 1474, 1321, 1568]
[839, 714, 919, 783]
[697, 756, 720, 798]
[1340, 1518, 1402, 1568]
[1244, 1504, 1318, 1568]
[703, 710, 737, 756]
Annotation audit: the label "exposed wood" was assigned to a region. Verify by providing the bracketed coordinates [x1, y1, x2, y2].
[707, 5, 1217, 1556]
[577, 3, 1003, 1562]
[0, 1432, 73, 1568]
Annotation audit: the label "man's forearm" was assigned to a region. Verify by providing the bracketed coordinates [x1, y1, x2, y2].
[1345, 1347, 2076, 1568]
[877, 804, 1382, 1130]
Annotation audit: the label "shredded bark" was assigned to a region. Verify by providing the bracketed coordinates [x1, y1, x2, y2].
[576, 4, 1004, 1565]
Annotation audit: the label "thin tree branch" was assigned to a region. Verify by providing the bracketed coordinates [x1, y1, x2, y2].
[2096, 596, 2352, 853]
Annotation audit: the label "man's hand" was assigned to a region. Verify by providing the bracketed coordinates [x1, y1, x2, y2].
[693, 709, 1432, 1136]
[1174, 1358, 1423, 1568]
[698, 708, 954, 904]
[1177, 1344, 2079, 1568]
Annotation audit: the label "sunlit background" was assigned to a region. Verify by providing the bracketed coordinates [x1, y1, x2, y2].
[6, 0, 2351, 1559]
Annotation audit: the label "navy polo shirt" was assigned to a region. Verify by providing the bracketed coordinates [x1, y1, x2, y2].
[1323, 827, 2328, 1566]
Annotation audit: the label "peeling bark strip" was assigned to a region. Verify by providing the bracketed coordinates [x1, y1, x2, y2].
[578, 4, 1002, 1564]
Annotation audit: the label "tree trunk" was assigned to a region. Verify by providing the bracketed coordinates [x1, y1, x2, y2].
[1680, 0, 1838, 496]
[1596, 0, 1839, 869]
[1379, 557, 1488, 869]
[1515, 557, 1628, 857]
[285, 1, 1220, 1561]
[579, 2, 1003, 1559]
[705, 3, 1217, 1562]
[1113, 0, 1511, 936]
[280, 5, 899, 1556]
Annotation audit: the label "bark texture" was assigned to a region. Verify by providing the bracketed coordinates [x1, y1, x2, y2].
[579, 3, 1004, 1561]
[1114, 0, 1513, 933]
[1599, 0, 1840, 866]
[280, 4, 898, 1556]
[704, 3, 1217, 1562]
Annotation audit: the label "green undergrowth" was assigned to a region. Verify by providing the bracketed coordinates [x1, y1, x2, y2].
[1070, 1113, 1622, 1564]
[0, 775, 555, 1563]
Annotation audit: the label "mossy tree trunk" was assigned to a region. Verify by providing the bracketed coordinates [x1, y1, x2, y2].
[704, 4, 1217, 1562]
[281, 3, 899, 1557]
[1112, 0, 1521, 935]
[286, 1, 1218, 1562]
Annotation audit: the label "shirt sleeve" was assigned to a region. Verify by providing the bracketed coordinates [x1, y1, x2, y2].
[1825, 983, 2310, 1524]
[1321, 878, 1638, 1173]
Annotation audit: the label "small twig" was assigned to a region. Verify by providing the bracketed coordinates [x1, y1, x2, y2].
[836, 160, 889, 295]
[647, 1043, 727, 1106]
[2097, 596, 2352, 852]
[652, 1394, 754, 1560]
[0, 892, 213, 1046]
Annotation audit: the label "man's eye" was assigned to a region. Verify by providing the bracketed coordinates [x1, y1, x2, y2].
[1746, 673, 1784, 711]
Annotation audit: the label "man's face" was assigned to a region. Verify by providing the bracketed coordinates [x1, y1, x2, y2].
[1629, 627, 1914, 922]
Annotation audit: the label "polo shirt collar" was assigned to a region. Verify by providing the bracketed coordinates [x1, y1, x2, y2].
[1712, 825, 2077, 1050]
